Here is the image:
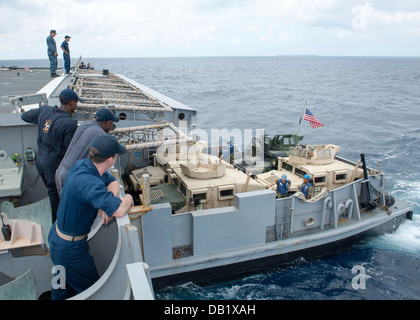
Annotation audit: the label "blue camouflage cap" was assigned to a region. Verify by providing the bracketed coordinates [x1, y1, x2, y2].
[90, 134, 126, 159]
[95, 108, 120, 122]
[59, 88, 84, 103]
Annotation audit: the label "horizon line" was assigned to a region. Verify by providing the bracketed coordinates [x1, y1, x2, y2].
[1, 54, 420, 61]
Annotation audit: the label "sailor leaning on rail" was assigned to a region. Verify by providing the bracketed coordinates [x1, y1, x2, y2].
[21, 88, 81, 222]
[48, 134, 133, 300]
[55, 108, 120, 197]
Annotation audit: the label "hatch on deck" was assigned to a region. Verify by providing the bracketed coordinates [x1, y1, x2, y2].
[288, 144, 340, 165]
[0, 150, 23, 198]
[129, 166, 165, 190]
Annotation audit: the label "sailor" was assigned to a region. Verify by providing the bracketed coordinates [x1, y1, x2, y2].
[21, 89, 81, 222]
[48, 134, 133, 300]
[46, 30, 59, 77]
[229, 141, 234, 164]
[299, 174, 313, 200]
[61, 35, 71, 74]
[266, 173, 291, 198]
[55, 108, 120, 196]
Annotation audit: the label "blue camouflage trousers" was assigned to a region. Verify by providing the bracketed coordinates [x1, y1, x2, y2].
[48, 53, 57, 74]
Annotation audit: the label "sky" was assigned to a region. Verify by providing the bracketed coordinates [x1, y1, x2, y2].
[0, 0, 419, 60]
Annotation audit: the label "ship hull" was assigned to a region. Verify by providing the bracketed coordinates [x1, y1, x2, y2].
[151, 209, 412, 289]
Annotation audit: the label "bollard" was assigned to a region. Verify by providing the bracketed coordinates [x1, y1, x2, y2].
[141, 174, 151, 210]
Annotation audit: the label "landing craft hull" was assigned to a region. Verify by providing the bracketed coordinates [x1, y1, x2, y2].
[152, 210, 411, 289]
[132, 170, 413, 290]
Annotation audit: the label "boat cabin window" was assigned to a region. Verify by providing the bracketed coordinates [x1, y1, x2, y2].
[317, 149, 332, 159]
[334, 171, 347, 183]
[314, 175, 326, 185]
[298, 149, 307, 158]
[282, 162, 293, 172]
[295, 168, 307, 178]
[173, 177, 180, 187]
[180, 182, 187, 197]
[218, 185, 235, 200]
[289, 148, 296, 156]
[191, 189, 208, 203]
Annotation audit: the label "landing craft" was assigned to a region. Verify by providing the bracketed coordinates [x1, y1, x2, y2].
[0, 65, 414, 299]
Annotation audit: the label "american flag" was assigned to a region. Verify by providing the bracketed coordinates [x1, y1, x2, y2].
[303, 108, 324, 129]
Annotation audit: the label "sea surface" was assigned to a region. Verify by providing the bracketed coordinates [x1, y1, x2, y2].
[2, 56, 419, 300]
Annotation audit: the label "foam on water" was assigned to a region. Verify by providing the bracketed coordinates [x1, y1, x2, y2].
[391, 180, 420, 203]
[368, 215, 420, 255]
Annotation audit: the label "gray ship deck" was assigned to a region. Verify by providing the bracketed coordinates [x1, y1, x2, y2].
[0, 67, 61, 113]
[0, 67, 54, 288]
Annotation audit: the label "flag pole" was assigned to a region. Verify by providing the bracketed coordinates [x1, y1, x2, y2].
[296, 99, 307, 135]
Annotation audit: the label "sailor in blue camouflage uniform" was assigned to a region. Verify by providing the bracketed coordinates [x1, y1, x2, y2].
[46, 30, 59, 77]
[21, 89, 81, 222]
[48, 134, 133, 300]
[55, 108, 120, 196]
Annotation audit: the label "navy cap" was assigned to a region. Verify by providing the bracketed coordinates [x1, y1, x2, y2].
[50, 30, 57, 33]
[90, 134, 126, 159]
[59, 88, 84, 103]
[94, 108, 120, 122]
[65, 35, 71, 39]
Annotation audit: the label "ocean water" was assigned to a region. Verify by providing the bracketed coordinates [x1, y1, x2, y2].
[2, 56, 419, 300]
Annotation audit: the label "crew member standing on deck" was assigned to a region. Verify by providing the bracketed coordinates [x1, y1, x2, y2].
[55, 108, 120, 196]
[299, 174, 313, 200]
[266, 173, 291, 198]
[48, 134, 133, 300]
[21, 89, 82, 222]
[61, 35, 71, 74]
[47, 30, 59, 77]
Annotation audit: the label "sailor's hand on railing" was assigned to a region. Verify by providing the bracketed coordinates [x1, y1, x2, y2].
[99, 209, 112, 225]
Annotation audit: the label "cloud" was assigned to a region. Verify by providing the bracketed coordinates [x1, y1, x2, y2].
[0, 0, 420, 59]
[254, 0, 341, 27]
[351, 2, 420, 30]
[231, 37, 240, 45]
[0, 0, 225, 58]
[276, 32, 302, 43]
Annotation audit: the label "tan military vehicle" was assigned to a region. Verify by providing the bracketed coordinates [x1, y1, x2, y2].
[255, 144, 376, 199]
[128, 141, 265, 213]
